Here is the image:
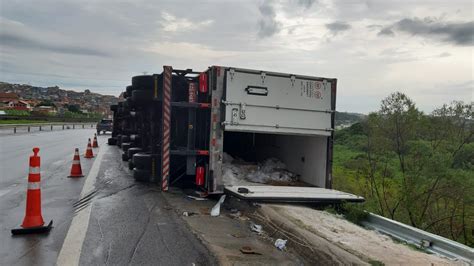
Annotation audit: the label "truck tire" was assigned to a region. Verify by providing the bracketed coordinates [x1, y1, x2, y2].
[116, 134, 123, 147]
[122, 152, 129, 162]
[133, 168, 151, 182]
[126, 97, 135, 107]
[132, 153, 152, 170]
[127, 147, 142, 158]
[122, 142, 132, 153]
[130, 134, 141, 145]
[126, 85, 133, 95]
[108, 137, 117, 145]
[132, 90, 154, 103]
[132, 75, 154, 89]
[128, 160, 135, 170]
[121, 135, 130, 144]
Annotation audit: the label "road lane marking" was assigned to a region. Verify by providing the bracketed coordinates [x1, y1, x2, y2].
[56, 145, 106, 266]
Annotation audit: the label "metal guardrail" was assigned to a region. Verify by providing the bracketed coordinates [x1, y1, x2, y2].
[0, 123, 96, 134]
[362, 213, 474, 263]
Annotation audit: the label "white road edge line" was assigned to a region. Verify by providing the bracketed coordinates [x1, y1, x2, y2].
[56, 145, 107, 266]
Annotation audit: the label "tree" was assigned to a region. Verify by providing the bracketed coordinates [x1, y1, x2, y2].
[36, 100, 56, 107]
[64, 104, 82, 113]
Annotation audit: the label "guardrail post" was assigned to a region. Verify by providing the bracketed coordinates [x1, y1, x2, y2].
[39, 126, 42, 131]
[14, 127, 16, 134]
[73, 124, 75, 129]
[62, 124, 64, 130]
[51, 125, 53, 131]
[28, 126, 30, 132]
[82, 124, 84, 129]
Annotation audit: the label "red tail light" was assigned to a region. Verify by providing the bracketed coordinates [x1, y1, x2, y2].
[196, 166, 205, 186]
[199, 73, 208, 94]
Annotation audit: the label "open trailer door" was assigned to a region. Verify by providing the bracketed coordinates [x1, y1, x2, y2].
[224, 186, 364, 204]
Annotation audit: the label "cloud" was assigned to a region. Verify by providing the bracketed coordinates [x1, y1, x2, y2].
[378, 17, 474, 46]
[325, 21, 351, 35]
[160, 12, 213, 32]
[0, 32, 110, 57]
[297, 0, 317, 9]
[378, 27, 395, 36]
[438, 52, 451, 57]
[144, 42, 239, 59]
[257, 0, 281, 38]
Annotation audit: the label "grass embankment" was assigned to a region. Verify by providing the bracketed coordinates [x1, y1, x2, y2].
[0, 120, 49, 124]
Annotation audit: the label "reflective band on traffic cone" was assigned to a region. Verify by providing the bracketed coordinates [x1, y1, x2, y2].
[84, 138, 94, 158]
[68, 148, 84, 177]
[92, 133, 99, 148]
[11, 147, 53, 235]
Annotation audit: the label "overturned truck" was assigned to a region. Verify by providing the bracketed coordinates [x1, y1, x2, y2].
[108, 66, 363, 202]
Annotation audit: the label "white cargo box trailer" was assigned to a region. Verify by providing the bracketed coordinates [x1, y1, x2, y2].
[205, 66, 342, 199]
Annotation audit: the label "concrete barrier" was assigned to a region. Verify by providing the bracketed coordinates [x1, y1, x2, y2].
[0, 123, 95, 135]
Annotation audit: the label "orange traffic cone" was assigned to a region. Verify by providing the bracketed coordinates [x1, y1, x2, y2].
[92, 133, 99, 148]
[84, 138, 94, 158]
[11, 147, 53, 235]
[68, 148, 84, 177]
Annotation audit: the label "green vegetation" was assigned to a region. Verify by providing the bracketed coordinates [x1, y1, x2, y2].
[4, 109, 30, 116]
[335, 111, 366, 126]
[333, 92, 473, 247]
[0, 119, 48, 124]
[36, 100, 56, 107]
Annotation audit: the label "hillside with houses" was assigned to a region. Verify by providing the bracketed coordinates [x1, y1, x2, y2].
[0, 82, 118, 117]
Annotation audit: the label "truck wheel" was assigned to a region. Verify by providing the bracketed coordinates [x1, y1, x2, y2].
[122, 152, 129, 162]
[132, 75, 154, 89]
[116, 134, 123, 147]
[133, 168, 151, 182]
[122, 142, 132, 153]
[132, 90, 154, 103]
[132, 153, 152, 170]
[126, 85, 133, 95]
[127, 147, 142, 158]
[121, 135, 130, 144]
[108, 138, 117, 145]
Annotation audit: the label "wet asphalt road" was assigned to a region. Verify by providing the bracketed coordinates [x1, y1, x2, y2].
[0, 130, 215, 265]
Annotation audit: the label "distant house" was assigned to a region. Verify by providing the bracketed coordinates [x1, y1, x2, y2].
[7, 100, 31, 111]
[0, 92, 19, 103]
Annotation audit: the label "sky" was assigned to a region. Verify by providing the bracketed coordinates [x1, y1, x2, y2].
[0, 0, 472, 113]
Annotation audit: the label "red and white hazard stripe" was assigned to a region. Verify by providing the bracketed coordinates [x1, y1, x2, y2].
[161, 66, 172, 191]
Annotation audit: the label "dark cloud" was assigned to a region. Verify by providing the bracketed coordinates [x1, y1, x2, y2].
[378, 17, 474, 46]
[257, 0, 281, 38]
[325, 21, 351, 35]
[378, 27, 395, 36]
[297, 0, 317, 9]
[0, 32, 110, 57]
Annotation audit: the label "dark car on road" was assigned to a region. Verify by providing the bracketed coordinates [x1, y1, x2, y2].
[96, 119, 113, 134]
